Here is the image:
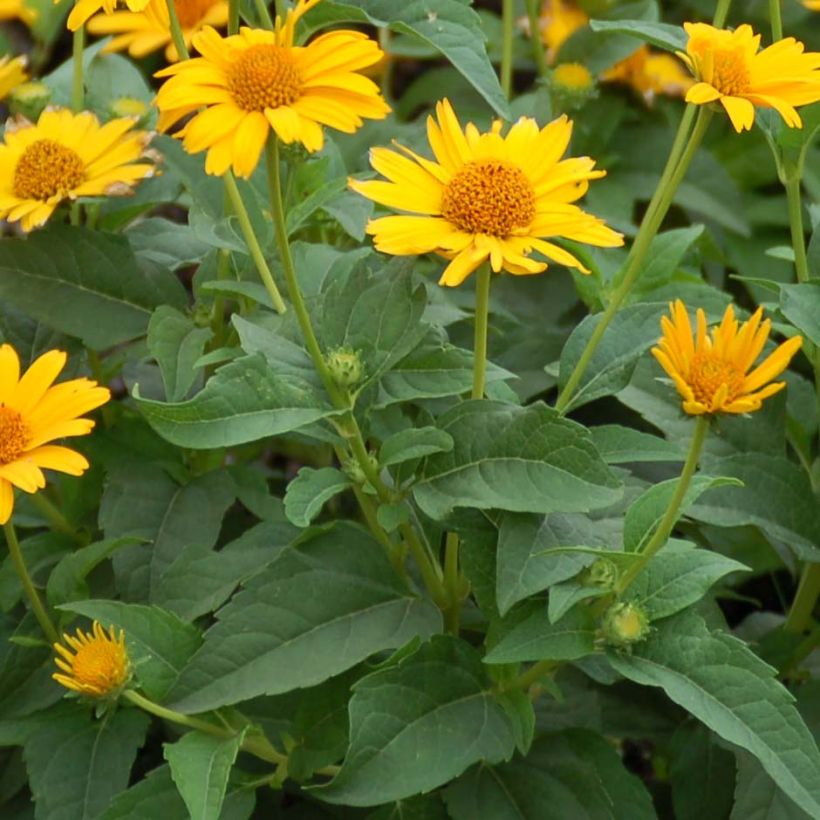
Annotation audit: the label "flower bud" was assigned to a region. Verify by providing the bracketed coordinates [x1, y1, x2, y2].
[549, 62, 597, 110]
[580, 558, 618, 590]
[8, 81, 51, 122]
[342, 453, 379, 486]
[109, 96, 151, 126]
[326, 347, 363, 389]
[601, 602, 650, 648]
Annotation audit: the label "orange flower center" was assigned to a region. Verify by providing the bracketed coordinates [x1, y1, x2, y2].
[441, 159, 536, 236]
[0, 406, 29, 465]
[70, 637, 129, 695]
[689, 352, 745, 406]
[13, 139, 85, 201]
[174, 0, 220, 27]
[227, 44, 303, 112]
[709, 48, 750, 96]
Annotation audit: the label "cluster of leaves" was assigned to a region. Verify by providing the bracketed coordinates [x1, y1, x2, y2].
[1, 0, 820, 818]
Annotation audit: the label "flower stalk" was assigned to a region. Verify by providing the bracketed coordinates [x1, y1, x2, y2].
[784, 564, 820, 634]
[769, 0, 783, 41]
[525, 0, 547, 77]
[472, 263, 491, 400]
[71, 26, 85, 112]
[500, 0, 515, 98]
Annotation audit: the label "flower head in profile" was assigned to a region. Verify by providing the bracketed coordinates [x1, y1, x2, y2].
[349, 99, 623, 287]
[155, 0, 390, 178]
[65, 0, 149, 32]
[652, 300, 802, 416]
[602, 45, 693, 104]
[0, 55, 28, 102]
[680, 22, 820, 131]
[53, 622, 131, 698]
[87, 0, 228, 63]
[0, 344, 110, 523]
[0, 108, 155, 232]
[0, 0, 35, 24]
[536, 0, 588, 64]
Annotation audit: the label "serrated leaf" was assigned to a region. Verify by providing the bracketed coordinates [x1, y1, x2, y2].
[379, 427, 454, 467]
[164, 731, 244, 820]
[732, 752, 812, 820]
[60, 600, 202, 701]
[284, 467, 352, 527]
[136, 354, 339, 449]
[167, 523, 441, 713]
[609, 611, 820, 818]
[413, 401, 622, 521]
[0, 225, 186, 349]
[589, 18, 686, 52]
[148, 306, 211, 402]
[315, 636, 515, 806]
[630, 225, 705, 298]
[485, 607, 597, 664]
[780, 282, 820, 347]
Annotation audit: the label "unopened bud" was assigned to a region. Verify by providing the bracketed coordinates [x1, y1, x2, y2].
[342, 453, 378, 486]
[326, 347, 363, 389]
[581, 558, 618, 590]
[109, 96, 151, 125]
[9, 81, 51, 122]
[548, 62, 597, 110]
[601, 602, 650, 648]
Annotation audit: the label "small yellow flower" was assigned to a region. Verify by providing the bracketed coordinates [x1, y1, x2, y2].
[349, 99, 623, 287]
[87, 0, 229, 63]
[602, 45, 693, 104]
[0, 344, 110, 523]
[0, 55, 28, 102]
[53, 621, 131, 698]
[652, 300, 803, 416]
[537, 0, 588, 64]
[64, 0, 150, 32]
[0, 0, 35, 24]
[552, 62, 594, 92]
[0, 108, 155, 232]
[155, 0, 390, 178]
[803, 0, 820, 9]
[680, 22, 820, 132]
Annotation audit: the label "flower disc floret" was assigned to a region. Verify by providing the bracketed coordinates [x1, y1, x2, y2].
[652, 300, 803, 416]
[13, 139, 85, 200]
[53, 621, 131, 698]
[227, 44, 302, 111]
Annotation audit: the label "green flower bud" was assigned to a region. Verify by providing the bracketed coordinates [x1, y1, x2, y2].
[548, 62, 598, 111]
[326, 347, 363, 389]
[342, 453, 378, 486]
[8, 81, 51, 122]
[601, 602, 650, 648]
[109, 96, 151, 126]
[581, 558, 618, 590]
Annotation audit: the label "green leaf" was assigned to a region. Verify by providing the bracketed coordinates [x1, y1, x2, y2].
[548, 579, 607, 624]
[148, 306, 211, 402]
[690, 453, 820, 560]
[167, 523, 441, 713]
[591, 425, 684, 464]
[630, 226, 705, 298]
[444, 730, 656, 819]
[366, 795, 450, 820]
[60, 600, 202, 701]
[732, 752, 812, 820]
[496, 512, 611, 615]
[126, 219, 211, 271]
[485, 607, 597, 664]
[136, 354, 339, 449]
[780, 282, 820, 347]
[589, 18, 687, 52]
[379, 427, 454, 467]
[24, 704, 149, 820]
[284, 467, 352, 528]
[624, 475, 742, 553]
[164, 731, 244, 820]
[100, 764, 255, 820]
[413, 401, 622, 521]
[0, 225, 186, 349]
[609, 611, 820, 818]
[558, 303, 667, 412]
[315, 636, 515, 806]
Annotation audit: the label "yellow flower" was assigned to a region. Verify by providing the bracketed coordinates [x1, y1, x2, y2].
[87, 0, 229, 63]
[155, 0, 390, 178]
[652, 300, 803, 416]
[538, 0, 588, 64]
[0, 0, 35, 24]
[0, 55, 28, 102]
[53, 621, 131, 698]
[680, 22, 820, 132]
[552, 61, 594, 92]
[0, 108, 155, 232]
[349, 99, 623, 288]
[65, 0, 150, 32]
[602, 45, 693, 104]
[0, 344, 110, 524]
[803, 0, 820, 9]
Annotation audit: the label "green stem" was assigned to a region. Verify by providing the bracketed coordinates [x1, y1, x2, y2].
[123, 689, 235, 737]
[713, 0, 732, 27]
[274, 0, 285, 19]
[503, 659, 558, 692]
[525, 0, 547, 78]
[769, 0, 783, 41]
[71, 25, 84, 112]
[443, 532, 461, 635]
[472, 264, 491, 400]
[555, 106, 711, 414]
[222, 172, 287, 315]
[164, 0, 190, 61]
[254, 0, 274, 29]
[29, 493, 81, 543]
[785, 175, 810, 284]
[500, 0, 515, 98]
[210, 249, 231, 348]
[784, 564, 820, 633]
[4, 521, 58, 644]
[228, 0, 239, 34]
[617, 416, 710, 594]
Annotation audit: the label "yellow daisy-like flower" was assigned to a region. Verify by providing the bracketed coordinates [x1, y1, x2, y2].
[0, 344, 110, 524]
[349, 99, 623, 288]
[0, 108, 155, 232]
[803, 0, 820, 10]
[65, 0, 150, 33]
[539, 0, 588, 64]
[0, 55, 28, 102]
[53, 621, 131, 698]
[602, 45, 694, 104]
[651, 300, 803, 416]
[680, 22, 820, 132]
[0, 0, 35, 24]
[87, 0, 229, 63]
[154, 0, 390, 178]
